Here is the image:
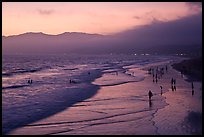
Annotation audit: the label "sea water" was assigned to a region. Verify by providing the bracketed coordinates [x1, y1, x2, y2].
[2, 54, 182, 134]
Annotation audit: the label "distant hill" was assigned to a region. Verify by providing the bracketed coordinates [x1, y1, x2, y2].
[2, 32, 104, 54]
[2, 13, 202, 55]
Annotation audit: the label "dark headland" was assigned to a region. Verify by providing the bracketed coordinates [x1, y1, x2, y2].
[172, 56, 202, 82]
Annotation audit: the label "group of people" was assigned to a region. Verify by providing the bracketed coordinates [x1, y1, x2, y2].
[149, 65, 168, 84]
[27, 79, 33, 84]
[147, 64, 196, 107]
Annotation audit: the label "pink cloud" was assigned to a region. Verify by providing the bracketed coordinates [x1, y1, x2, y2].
[37, 9, 54, 15]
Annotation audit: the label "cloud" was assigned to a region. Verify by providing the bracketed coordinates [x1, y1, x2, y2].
[133, 16, 141, 20]
[37, 9, 54, 15]
[186, 2, 202, 12]
[133, 11, 165, 23]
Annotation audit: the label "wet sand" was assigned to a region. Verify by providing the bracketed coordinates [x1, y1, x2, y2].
[8, 61, 202, 135]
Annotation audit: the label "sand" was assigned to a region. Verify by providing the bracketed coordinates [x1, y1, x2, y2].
[8, 61, 202, 135]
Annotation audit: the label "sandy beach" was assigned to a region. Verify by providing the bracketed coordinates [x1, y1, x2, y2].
[8, 60, 202, 135]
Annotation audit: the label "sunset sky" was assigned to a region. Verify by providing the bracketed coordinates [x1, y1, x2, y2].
[2, 2, 202, 36]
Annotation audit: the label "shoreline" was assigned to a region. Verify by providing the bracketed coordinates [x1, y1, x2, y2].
[6, 57, 202, 135]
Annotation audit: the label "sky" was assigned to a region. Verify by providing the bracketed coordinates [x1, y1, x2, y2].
[2, 2, 202, 36]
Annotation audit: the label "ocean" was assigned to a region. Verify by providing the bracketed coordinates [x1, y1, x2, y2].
[2, 54, 184, 134]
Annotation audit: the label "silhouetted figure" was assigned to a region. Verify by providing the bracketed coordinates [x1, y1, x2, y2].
[174, 79, 176, 91]
[88, 72, 90, 75]
[153, 74, 155, 78]
[171, 78, 174, 86]
[27, 79, 32, 84]
[160, 86, 163, 95]
[192, 82, 194, 96]
[166, 65, 168, 72]
[156, 78, 158, 83]
[70, 79, 72, 83]
[148, 90, 153, 101]
[153, 79, 155, 83]
[174, 79, 176, 85]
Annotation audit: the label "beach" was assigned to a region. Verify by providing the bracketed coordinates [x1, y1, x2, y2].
[7, 58, 202, 135]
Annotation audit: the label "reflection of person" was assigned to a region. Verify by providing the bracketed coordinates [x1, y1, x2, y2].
[149, 100, 152, 108]
[148, 90, 153, 101]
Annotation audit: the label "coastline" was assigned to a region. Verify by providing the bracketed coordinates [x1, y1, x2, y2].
[7, 58, 202, 135]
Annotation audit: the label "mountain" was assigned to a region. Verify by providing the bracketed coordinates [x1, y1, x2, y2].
[2, 32, 104, 54]
[2, 13, 202, 55]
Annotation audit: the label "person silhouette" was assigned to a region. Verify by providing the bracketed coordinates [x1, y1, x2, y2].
[192, 82, 194, 96]
[148, 90, 153, 101]
[171, 78, 174, 86]
[174, 79, 176, 85]
[173, 79, 176, 91]
[160, 86, 163, 95]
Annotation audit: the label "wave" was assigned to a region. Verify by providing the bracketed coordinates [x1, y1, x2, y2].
[2, 84, 29, 90]
[92, 72, 145, 87]
[2, 67, 45, 77]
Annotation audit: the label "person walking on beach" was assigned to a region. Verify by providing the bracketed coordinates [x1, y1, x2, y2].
[171, 78, 174, 86]
[160, 86, 163, 95]
[156, 74, 158, 83]
[171, 78, 174, 91]
[27, 78, 32, 84]
[165, 65, 168, 72]
[192, 82, 194, 96]
[148, 90, 153, 101]
[27, 79, 30, 84]
[153, 73, 155, 83]
[173, 79, 176, 91]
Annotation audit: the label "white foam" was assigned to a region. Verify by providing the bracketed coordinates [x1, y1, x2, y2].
[92, 72, 144, 86]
